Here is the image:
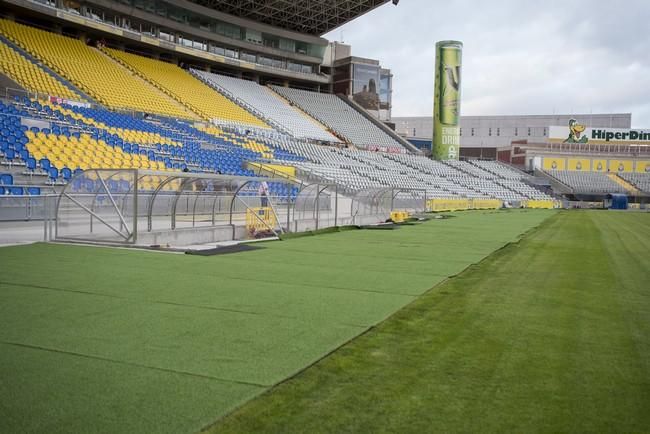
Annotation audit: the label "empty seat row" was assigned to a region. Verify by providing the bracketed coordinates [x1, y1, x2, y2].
[104, 48, 267, 128]
[270, 85, 407, 151]
[0, 19, 197, 120]
[0, 38, 81, 100]
[548, 170, 628, 194]
[193, 70, 339, 143]
[618, 173, 650, 193]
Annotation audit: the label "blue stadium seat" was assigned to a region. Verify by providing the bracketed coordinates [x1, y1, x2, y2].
[26, 157, 37, 171]
[48, 167, 59, 182]
[61, 167, 72, 181]
[0, 173, 13, 185]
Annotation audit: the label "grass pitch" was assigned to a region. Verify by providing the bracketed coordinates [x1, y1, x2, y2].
[210, 210, 650, 433]
[0, 209, 551, 433]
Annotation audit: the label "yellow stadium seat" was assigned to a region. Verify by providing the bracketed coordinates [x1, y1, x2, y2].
[22, 132, 169, 174]
[197, 125, 274, 158]
[103, 48, 269, 128]
[0, 19, 198, 120]
[0, 38, 82, 100]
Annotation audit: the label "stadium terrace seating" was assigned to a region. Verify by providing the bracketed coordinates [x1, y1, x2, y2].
[270, 85, 406, 151]
[41, 101, 182, 148]
[192, 70, 339, 143]
[197, 125, 274, 159]
[619, 173, 650, 193]
[1, 98, 307, 184]
[251, 131, 552, 200]
[470, 160, 528, 179]
[0, 39, 81, 100]
[25, 130, 164, 172]
[547, 170, 628, 194]
[0, 19, 197, 120]
[386, 154, 549, 201]
[0, 107, 30, 165]
[2, 71, 551, 202]
[442, 159, 551, 201]
[444, 159, 496, 178]
[103, 49, 268, 128]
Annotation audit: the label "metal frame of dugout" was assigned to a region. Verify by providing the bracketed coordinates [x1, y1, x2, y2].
[350, 187, 428, 224]
[53, 170, 427, 246]
[54, 169, 292, 245]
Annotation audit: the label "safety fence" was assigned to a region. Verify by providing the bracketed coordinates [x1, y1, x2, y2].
[426, 198, 562, 212]
[426, 198, 503, 212]
[245, 207, 278, 238]
[522, 200, 557, 209]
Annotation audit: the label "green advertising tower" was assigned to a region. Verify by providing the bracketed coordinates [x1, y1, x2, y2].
[433, 40, 463, 160]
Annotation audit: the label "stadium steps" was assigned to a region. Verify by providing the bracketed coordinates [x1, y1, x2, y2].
[607, 173, 640, 194]
[0, 20, 195, 119]
[0, 71, 24, 94]
[266, 85, 350, 144]
[101, 48, 203, 119]
[338, 95, 421, 153]
[443, 160, 527, 199]
[102, 48, 267, 128]
[273, 88, 341, 140]
[496, 161, 531, 178]
[470, 159, 530, 179]
[95, 48, 199, 120]
[536, 169, 574, 194]
[189, 70, 289, 135]
[0, 34, 94, 103]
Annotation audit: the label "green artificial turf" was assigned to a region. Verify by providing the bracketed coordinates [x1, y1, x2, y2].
[208, 210, 650, 433]
[0, 209, 553, 433]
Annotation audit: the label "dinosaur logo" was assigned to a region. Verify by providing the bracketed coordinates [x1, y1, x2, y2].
[564, 119, 588, 143]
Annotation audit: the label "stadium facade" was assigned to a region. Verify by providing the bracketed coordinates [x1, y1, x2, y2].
[1, 0, 392, 90]
[323, 41, 393, 122]
[394, 113, 632, 155]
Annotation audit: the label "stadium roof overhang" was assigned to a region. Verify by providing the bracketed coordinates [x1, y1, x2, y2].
[187, 0, 393, 36]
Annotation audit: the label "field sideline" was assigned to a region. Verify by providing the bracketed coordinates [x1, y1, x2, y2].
[209, 210, 650, 433]
[0, 209, 551, 433]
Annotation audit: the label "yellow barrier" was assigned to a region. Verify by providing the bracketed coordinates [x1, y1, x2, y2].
[246, 207, 277, 235]
[472, 199, 503, 210]
[427, 198, 560, 211]
[427, 198, 502, 212]
[390, 210, 410, 222]
[523, 200, 556, 209]
[263, 164, 296, 177]
[427, 198, 471, 211]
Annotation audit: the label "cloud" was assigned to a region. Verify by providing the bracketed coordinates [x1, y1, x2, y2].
[325, 0, 650, 127]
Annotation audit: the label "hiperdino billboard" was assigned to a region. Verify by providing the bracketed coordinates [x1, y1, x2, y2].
[549, 119, 650, 144]
[433, 41, 462, 160]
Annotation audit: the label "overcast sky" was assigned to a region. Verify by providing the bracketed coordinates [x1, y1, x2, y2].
[324, 0, 650, 127]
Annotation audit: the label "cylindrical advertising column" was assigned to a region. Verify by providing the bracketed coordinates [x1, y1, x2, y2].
[433, 40, 463, 160]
